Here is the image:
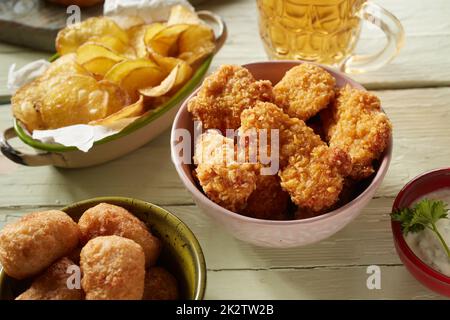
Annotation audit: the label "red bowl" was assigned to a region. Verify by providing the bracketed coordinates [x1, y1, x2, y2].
[391, 167, 450, 297]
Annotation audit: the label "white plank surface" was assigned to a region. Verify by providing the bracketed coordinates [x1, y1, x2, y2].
[206, 267, 444, 300]
[1, 0, 450, 300]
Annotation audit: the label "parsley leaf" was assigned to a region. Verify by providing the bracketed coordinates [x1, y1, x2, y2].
[391, 199, 450, 258]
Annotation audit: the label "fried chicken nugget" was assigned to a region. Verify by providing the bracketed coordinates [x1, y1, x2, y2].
[143, 267, 179, 300]
[281, 114, 352, 211]
[0, 210, 80, 280]
[241, 174, 290, 220]
[240, 102, 351, 212]
[239, 100, 286, 166]
[16, 257, 82, 300]
[238, 105, 291, 220]
[187, 65, 274, 133]
[322, 85, 392, 180]
[240, 101, 321, 166]
[194, 131, 259, 212]
[80, 235, 145, 300]
[280, 145, 352, 212]
[78, 203, 161, 267]
[273, 63, 336, 121]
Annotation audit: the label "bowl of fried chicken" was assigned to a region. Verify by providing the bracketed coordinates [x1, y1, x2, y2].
[171, 61, 392, 248]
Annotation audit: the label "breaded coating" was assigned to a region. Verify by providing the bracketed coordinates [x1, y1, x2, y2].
[240, 101, 352, 212]
[187, 65, 274, 133]
[80, 235, 145, 300]
[273, 63, 335, 121]
[240, 101, 287, 166]
[16, 258, 82, 300]
[143, 267, 179, 300]
[240, 101, 323, 166]
[241, 174, 290, 220]
[241, 101, 288, 131]
[78, 203, 161, 267]
[294, 178, 361, 219]
[194, 131, 259, 212]
[279, 145, 352, 212]
[280, 116, 325, 167]
[0, 210, 80, 280]
[322, 85, 392, 180]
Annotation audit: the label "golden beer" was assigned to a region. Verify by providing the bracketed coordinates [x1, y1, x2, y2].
[257, 0, 366, 66]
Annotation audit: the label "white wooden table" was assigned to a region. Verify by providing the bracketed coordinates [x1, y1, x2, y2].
[0, 0, 449, 299]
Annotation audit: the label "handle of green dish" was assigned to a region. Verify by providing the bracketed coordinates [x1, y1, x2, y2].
[197, 10, 228, 54]
[0, 127, 54, 166]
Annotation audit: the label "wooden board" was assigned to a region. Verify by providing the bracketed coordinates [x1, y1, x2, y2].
[0, 0, 102, 52]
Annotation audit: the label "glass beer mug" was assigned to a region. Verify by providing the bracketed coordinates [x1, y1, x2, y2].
[257, 0, 405, 73]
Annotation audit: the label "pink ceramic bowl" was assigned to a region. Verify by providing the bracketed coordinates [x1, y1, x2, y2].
[391, 168, 450, 297]
[170, 61, 392, 248]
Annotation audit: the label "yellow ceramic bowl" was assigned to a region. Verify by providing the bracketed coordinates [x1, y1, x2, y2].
[0, 197, 206, 300]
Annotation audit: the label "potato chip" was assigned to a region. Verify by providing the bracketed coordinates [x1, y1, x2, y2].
[87, 35, 128, 53]
[105, 59, 164, 101]
[56, 17, 128, 55]
[145, 24, 190, 57]
[39, 74, 111, 129]
[121, 66, 166, 102]
[127, 24, 153, 59]
[104, 58, 160, 83]
[149, 54, 179, 72]
[81, 57, 118, 77]
[142, 23, 166, 45]
[76, 43, 125, 76]
[12, 54, 97, 132]
[171, 60, 193, 87]
[167, 5, 202, 26]
[109, 15, 146, 30]
[139, 64, 179, 98]
[43, 53, 90, 79]
[90, 96, 145, 126]
[139, 61, 192, 97]
[11, 80, 46, 132]
[178, 24, 215, 65]
[76, 43, 125, 65]
[98, 80, 131, 115]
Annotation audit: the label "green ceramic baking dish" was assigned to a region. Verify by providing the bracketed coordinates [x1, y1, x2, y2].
[0, 11, 227, 168]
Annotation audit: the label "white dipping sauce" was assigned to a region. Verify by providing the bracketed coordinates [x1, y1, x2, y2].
[404, 188, 450, 277]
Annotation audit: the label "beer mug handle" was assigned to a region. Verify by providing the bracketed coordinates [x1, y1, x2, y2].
[342, 1, 405, 74]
